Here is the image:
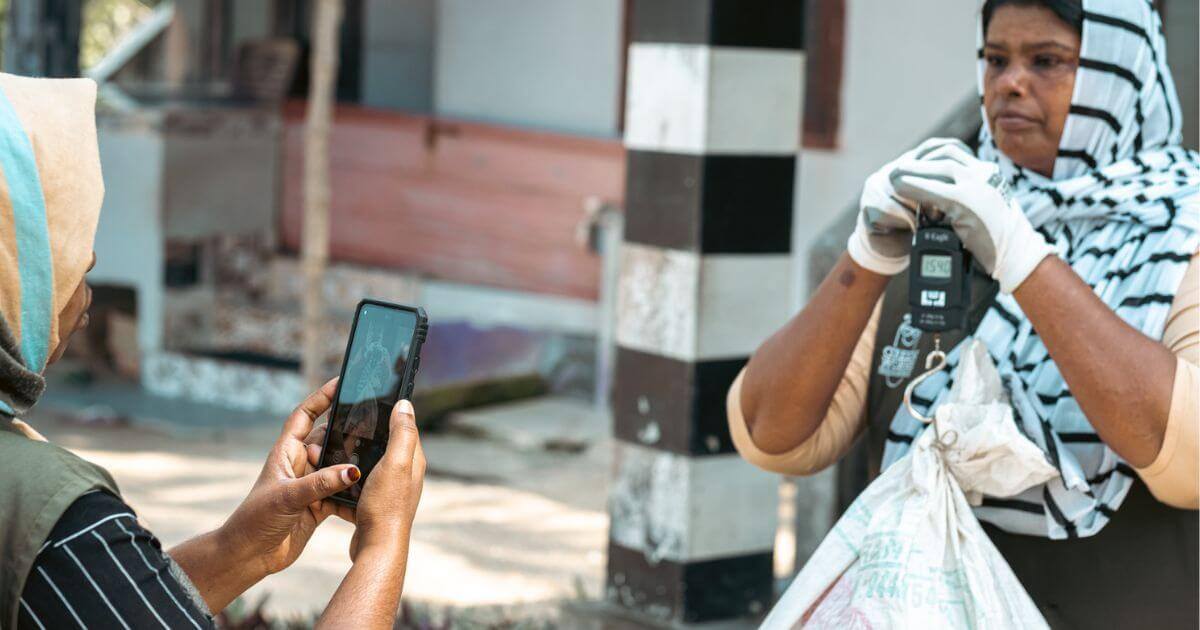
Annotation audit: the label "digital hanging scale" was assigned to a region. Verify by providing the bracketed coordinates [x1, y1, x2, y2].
[902, 206, 972, 440]
[907, 210, 971, 333]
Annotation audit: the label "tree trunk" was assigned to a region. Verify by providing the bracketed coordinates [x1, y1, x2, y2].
[301, 0, 343, 389]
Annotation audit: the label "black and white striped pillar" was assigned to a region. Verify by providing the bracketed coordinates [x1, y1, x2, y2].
[606, 1, 805, 624]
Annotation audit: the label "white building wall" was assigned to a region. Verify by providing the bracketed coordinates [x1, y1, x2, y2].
[433, 0, 624, 137]
[1163, 0, 1198, 150]
[92, 124, 166, 356]
[362, 0, 436, 112]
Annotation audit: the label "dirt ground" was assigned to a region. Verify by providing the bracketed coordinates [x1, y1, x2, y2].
[24, 400, 611, 621]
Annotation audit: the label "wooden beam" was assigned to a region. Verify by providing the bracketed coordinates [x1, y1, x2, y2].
[802, 0, 844, 149]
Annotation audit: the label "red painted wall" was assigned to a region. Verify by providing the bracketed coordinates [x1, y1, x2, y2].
[280, 102, 626, 300]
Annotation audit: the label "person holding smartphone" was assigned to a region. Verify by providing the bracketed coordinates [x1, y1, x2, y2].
[0, 74, 424, 629]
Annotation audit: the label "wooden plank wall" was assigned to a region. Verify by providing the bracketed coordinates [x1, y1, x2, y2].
[279, 102, 626, 300]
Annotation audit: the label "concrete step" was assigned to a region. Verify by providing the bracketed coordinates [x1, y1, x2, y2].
[162, 289, 350, 372]
[39, 366, 287, 440]
[143, 350, 306, 415]
[164, 256, 596, 394]
[444, 395, 611, 452]
[162, 252, 422, 371]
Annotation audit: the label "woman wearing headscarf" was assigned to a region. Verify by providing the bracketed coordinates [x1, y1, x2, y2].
[730, 0, 1197, 626]
[0, 74, 426, 629]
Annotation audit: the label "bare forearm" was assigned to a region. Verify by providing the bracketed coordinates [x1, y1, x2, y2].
[318, 547, 408, 629]
[169, 527, 266, 613]
[1013, 256, 1176, 467]
[741, 253, 890, 454]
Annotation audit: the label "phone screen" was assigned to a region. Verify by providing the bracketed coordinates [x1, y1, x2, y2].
[325, 303, 419, 502]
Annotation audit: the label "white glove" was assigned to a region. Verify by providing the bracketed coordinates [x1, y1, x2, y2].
[847, 138, 971, 275]
[889, 142, 1054, 294]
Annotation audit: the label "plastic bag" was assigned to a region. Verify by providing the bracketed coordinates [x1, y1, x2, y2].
[762, 340, 1059, 629]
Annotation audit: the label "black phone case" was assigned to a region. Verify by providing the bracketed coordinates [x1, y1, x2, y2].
[318, 298, 428, 508]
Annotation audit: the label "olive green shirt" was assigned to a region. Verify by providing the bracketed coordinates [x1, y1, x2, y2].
[0, 421, 119, 628]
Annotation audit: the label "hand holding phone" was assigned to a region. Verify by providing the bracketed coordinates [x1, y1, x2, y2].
[315, 397, 426, 629]
[348, 398, 425, 562]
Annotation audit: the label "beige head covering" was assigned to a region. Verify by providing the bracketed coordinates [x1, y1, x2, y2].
[0, 74, 104, 375]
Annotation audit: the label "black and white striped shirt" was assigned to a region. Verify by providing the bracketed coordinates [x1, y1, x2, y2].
[17, 491, 214, 629]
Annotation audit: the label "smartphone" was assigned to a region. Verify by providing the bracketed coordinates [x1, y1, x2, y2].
[318, 299, 428, 507]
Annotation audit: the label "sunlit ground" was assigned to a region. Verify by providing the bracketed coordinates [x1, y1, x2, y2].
[28, 407, 609, 620]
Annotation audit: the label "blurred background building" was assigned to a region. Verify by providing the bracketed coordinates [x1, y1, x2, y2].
[3, 0, 1193, 411]
[1, 0, 1196, 626]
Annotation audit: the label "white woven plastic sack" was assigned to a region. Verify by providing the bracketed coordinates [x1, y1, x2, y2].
[762, 340, 1058, 629]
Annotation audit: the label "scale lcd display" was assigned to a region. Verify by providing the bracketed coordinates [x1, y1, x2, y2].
[921, 254, 953, 279]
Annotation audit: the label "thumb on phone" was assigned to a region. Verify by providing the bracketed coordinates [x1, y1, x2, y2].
[288, 464, 361, 509]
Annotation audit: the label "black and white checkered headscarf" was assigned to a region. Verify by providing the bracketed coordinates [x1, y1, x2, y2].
[883, 0, 1199, 539]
